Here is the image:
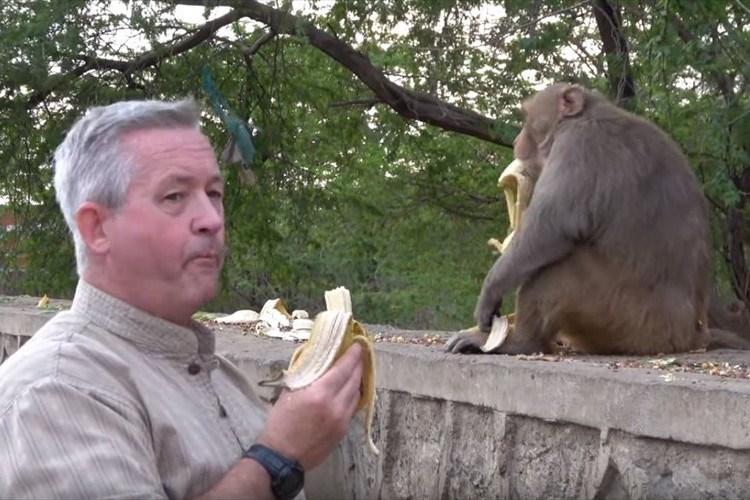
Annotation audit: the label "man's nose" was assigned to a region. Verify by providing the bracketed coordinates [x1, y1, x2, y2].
[191, 193, 223, 234]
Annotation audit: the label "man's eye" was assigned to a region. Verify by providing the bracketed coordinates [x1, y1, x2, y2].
[164, 193, 184, 202]
[208, 190, 223, 199]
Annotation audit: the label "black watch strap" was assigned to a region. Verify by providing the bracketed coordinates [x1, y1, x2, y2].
[244, 443, 305, 500]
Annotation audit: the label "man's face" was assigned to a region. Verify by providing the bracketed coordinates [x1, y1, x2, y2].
[101, 127, 226, 323]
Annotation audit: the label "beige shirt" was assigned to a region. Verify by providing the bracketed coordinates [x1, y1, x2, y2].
[0, 279, 272, 498]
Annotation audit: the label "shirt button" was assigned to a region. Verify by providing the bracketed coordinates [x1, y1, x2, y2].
[187, 362, 202, 375]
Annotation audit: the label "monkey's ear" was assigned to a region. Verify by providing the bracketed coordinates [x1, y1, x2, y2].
[559, 85, 585, 117]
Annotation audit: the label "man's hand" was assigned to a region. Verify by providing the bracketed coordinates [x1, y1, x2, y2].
[193, 344, 365, 500]
[257, 342, 365, 470]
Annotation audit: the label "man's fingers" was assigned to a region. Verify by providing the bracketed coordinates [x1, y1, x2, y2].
[315, 343, 363, 392]
[334, 359, 364, 417]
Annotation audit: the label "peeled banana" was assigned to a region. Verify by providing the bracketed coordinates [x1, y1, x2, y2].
[478, 158, 536, 352]
[325, 285, 353, 313]
[260, 287, 379, 456]
[487, 158, 535, 254]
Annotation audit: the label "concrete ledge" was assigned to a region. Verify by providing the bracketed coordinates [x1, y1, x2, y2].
[217, 330, 750, 451]
[2, 300, 750, 498]
[0, 308, 58, 336]
[190, 321, 750, 498]
[371, 344, 750, 451]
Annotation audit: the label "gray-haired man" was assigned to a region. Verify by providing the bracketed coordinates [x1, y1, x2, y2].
[0, 99, 364, 499]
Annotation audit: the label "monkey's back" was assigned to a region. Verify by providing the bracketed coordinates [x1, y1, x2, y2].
[562, 103, 711, 296]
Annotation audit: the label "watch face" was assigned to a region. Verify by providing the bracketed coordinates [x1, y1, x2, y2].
[274, 464, 304, 499]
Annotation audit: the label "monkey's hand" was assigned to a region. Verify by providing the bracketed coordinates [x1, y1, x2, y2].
[444, 329, 489, 354]
[474, 289, 503, 333]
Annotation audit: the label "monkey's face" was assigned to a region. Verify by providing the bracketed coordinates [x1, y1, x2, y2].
[515, 84, 586, 166]
[515, 94, 556, 163]
[514, 119, 550, 169]
[513, 126, 537, 162]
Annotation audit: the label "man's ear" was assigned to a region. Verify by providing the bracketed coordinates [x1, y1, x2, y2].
[75, 201, 112, 256]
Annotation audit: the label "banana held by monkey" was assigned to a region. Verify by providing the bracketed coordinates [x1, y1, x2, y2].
[475, 158, 536, 351]
[487, 158, 535, 254]
[260, 287, 379, 456]
[458, 313, 514, 352]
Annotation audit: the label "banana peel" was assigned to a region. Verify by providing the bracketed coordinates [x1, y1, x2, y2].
[458, 314, 514, 352]
[487, 158, 535, 254]
[481, 314, 514, 352]
[260, 287, 379, 456]
[216, 299, 313, 340]
[478, 158, 536, 352]
[36, 294, 49, 309]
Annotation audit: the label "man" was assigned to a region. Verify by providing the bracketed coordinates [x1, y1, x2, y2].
[0, 98, 364, 499]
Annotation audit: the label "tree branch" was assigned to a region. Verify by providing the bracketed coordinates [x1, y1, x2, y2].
[592, 0, 635, 107]
[170, 0, 515, 146]
[667, 13, 734, 101]
[328, 98, 381, 109]
[29, 0, 515, 147]
[25, 9, 246, 110]
[216, 30, 276, 67]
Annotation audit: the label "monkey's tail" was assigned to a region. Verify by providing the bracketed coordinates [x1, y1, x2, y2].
[708, 328, 750, 350]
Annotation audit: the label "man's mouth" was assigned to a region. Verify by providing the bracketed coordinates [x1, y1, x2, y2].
[189, 253, 220, 267]
[186, 242, 226, 268]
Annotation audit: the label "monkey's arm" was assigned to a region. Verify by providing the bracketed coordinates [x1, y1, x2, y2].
[474, 154, 596, 331]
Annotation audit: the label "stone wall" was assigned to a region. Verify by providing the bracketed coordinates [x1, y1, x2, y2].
[2, 298, 750, 499]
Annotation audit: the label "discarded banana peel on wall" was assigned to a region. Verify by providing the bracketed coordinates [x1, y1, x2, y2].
[468, 158, 535, 352]
[259, 286, 380, 456]
[214, 297, 313, 341]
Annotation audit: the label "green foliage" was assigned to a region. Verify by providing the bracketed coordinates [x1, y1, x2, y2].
[1, 0, 749, 327]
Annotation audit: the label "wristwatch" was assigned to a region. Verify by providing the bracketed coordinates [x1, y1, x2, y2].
[244, 443, 305, 500]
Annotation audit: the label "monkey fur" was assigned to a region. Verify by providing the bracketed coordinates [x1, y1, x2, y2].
[446, 83, 750, 355]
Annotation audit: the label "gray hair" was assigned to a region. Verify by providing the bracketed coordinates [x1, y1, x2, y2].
[53, 98, 202, 275]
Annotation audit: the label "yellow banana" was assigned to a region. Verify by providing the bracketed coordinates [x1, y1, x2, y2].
[260, 288, 379, 456]
[325, 285, 353, 313]
[37, 294, 49, 309]
[488, 158, 535, 253]
[458, 313, 514, 352]
[479, 158, 536, 351]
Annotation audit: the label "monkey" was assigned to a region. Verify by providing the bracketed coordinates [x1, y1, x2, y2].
[446, 83, 750, 356]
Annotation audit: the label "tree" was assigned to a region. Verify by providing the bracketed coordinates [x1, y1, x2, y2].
[1, 0, 749, 330]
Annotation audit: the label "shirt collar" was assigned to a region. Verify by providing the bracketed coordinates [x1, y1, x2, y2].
[70, 279, 216, 356]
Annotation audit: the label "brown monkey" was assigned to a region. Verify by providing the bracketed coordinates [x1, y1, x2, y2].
[446, 83, 750, 355]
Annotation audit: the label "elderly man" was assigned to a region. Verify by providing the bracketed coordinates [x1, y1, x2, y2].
[0, 99, 364, 499]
